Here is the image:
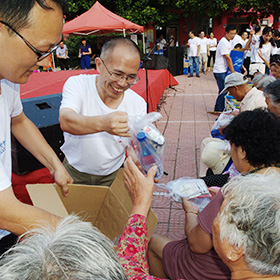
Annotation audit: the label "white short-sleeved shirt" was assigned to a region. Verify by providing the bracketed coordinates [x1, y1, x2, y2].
[0, 80, 23, 192]
[240, 87, 267, 112]
[231, 34, 243, 49]
[56, 45, 68, 57]
[213, 37, 232, 73]
[60, 74, 147, 176]
[188, 37, 200, 57]
[209, 38, 217, 51]
[157, 39, 167, 50]
[199, 38, 209, 54]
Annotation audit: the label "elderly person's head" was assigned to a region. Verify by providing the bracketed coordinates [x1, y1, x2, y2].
[0, 215, 126, 280]
[256, 75, 276, 91]
[213, 172, 280, 278]
[251, 73, 265, 87]
[264, 79, 280, 117]
[223, 109, 280, 173]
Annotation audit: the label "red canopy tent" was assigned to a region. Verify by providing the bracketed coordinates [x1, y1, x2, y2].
[62, 1, 144, 36]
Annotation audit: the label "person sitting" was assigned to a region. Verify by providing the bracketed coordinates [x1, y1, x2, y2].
[147, 109, 280, 280]
[0, 215, 126, 279]
[264, 79, 280, 117]
[256, 75, 276, 91]
[0, 161, 161, 280]
[213, 172, 280, 279]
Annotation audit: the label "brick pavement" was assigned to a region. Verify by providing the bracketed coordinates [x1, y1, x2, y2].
[151, 71, 219, 239]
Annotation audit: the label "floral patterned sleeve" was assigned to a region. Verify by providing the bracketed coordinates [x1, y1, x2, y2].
[117, 214, 166, 280]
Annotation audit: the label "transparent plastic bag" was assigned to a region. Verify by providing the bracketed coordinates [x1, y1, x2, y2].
[156, 177, 211, 211]
[129, 112, 165, 179]
[211, 111, 234, 132]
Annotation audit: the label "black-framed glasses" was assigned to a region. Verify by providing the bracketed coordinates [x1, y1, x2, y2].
[100, 58, 139, 85]
[0, 20, 58, 61]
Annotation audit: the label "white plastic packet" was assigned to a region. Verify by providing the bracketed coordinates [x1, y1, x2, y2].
[155, 177, 211, 211]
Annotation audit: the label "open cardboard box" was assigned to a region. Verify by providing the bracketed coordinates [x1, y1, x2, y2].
[26, 169, 158, 242]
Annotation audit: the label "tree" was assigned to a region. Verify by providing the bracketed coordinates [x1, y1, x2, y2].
[236, 0, 279, 29]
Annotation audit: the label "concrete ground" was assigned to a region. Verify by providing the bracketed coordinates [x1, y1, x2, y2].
[151, 71, 219, 240]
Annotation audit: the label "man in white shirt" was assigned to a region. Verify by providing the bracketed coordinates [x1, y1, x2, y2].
[56, 40, 69, 70]
[187, 31, 200, 77]
[213, 24, 236, 112]
[0, 0, 73, 254]
[199, 30, 209, 74]
[60, 37, 146, 186]
[157, 35, 167, 50]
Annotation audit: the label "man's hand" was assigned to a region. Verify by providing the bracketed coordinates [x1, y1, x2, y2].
[104, 111, 130, 137]
[123, 157, 157, 217]
[49, 164, 73, 196]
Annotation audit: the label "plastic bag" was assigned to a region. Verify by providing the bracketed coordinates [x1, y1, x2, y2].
[211, 111, 234, 132]
[155, 177, 211, 211]
[129, 112, 165, 179]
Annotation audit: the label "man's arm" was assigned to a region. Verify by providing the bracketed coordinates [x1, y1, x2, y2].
[0, 187, 60, 236]
[182, 198, 213, 253]
[224, 54, 235, 73]
[11, 112, 73, 196]
[197, 45, 200, 56]
[59, 108, 130, 137]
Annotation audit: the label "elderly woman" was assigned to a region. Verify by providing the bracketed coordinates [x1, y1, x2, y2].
[213, 172, 280, 279]
[147, 109, 280, 280]
[264, 79, 280, 117]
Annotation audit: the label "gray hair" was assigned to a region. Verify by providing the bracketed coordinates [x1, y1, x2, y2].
[256, 75, 276, 90]
[219, 171, 280, 275]
[0, 215, 126, 280]
[251, 73, 265, 86]
[264, 79, 280, 107]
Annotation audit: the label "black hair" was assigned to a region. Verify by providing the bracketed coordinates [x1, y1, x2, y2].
[223, 109, 280, 167]
[263, 80, 280, 106]
[0, 0, 67, 31]
[274, 30, 280, 37]
[270, 54, 280, 66]
[234, 43, 242, 49]
[100, 36, 140, 61]
[225, 24, 237, 33]
[260, 26, 275, 48]
[254, 25, 261, 33]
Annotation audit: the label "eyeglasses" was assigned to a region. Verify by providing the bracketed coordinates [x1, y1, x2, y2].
[100, 58, 139, 85]
[0, 20, 58, 61]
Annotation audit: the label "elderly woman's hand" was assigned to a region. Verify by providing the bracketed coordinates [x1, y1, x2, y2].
[123, 157, 157, 217]
[182, 197, 199, 214]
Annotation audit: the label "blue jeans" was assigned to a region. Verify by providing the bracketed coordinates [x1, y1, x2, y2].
[80, 55, 91, 69]
[189, 56, 199, 75]
[214, 72, 227, 112]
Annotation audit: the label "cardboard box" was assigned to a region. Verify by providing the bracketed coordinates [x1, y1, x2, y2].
[26, 169, 158, 242]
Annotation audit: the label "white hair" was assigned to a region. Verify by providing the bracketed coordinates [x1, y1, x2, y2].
[256, 75, 276, 90]
[219, 171, 280, 275]
[0, 215, 126, 280]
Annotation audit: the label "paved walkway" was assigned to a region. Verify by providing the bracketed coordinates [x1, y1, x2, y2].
[151, 71, 219, 240]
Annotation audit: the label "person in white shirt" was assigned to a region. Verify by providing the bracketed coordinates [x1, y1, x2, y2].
[213, 24, 236, 112]
[246, 26, 276, 75]
[207, 32, 217, 71]
[56, 40, 69, 70]
[157, 35, 167, 50]
[199, 30, 209, 73]
[187, 31, 200, 77]
[60, 37, 146, 186]
[241, 31, 250, 75]
[231, 33, 243, 50]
